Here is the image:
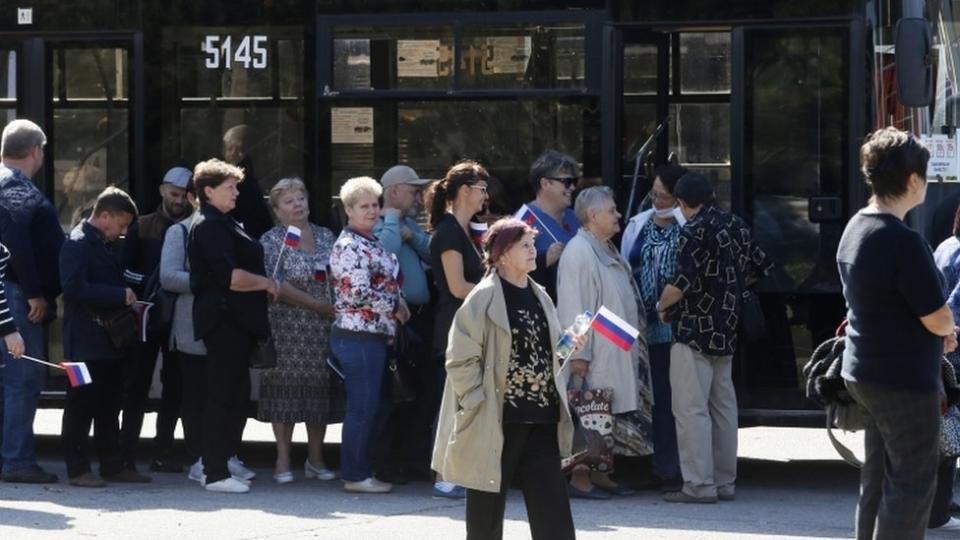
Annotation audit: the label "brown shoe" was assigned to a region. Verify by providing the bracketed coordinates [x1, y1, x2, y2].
[663, 490, 718, 504]
[103, 469, 152, 483]
[69, 472, 106, 488]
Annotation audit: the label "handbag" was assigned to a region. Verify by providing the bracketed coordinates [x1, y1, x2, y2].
[941, 358, 960, 457]
[387, 327, 416, 404]
[143, 223, 188, 341]
[562, 384, 615, 474]
[95, 307, 139, 350]
[734, 262, 766, 343]
[249, 335, 277, 370]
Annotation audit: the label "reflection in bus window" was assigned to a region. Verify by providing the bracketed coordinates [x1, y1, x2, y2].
[460, 24, 585, 89]
[333, 26, 454, 91]
[0, 50, 15, 126]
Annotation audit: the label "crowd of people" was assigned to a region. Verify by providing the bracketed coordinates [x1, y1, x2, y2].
[6, 115, 959, 539]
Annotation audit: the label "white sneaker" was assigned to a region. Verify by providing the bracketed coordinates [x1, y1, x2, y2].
[188, 459, 204, 483]
[934, 517, 960, 530]
[343, 477, 392, 493]
[227, 456, 256, 481]
[204, 477, 250, 494]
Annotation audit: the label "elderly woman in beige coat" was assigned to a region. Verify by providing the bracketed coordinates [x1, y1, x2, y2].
[557, 185, 654, 499]
[432, 217, 580, 540]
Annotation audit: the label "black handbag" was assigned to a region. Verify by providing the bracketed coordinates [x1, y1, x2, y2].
[143, 223, 187, 341]
[95, 308, 139, 350]
[735, 261, 766, 343]
[249, 335, 277, 369]
[387, 327, 416, 404]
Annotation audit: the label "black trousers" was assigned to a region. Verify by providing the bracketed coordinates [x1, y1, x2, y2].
[178, 353, 208, 464]
[201, 321, 252, 483]
[61, 358, 125, 479]
[929, 457, 956, 528]
[120, 339, 182, 467]
[373, 304, 437, 477]
[465, 423, 575, 540]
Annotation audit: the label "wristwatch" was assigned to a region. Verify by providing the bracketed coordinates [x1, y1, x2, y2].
[656, 301, 663, 313]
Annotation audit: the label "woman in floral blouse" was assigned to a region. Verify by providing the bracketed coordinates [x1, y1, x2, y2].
[330, 176, 410, 494]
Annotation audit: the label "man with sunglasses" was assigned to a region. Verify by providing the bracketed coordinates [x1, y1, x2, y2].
[523, 150, 581, 301]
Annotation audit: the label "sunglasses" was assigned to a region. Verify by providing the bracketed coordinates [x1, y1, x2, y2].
[544, 176, 579, 189]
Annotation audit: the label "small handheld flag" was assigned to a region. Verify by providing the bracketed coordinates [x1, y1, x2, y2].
[61, 362, 94, 387]
[314, 264, 328, 283]
[469, 221, 488, 246]
[590, 306, 640, 352]
[284, 225, 302, 248]
[514, 204, 560, 243]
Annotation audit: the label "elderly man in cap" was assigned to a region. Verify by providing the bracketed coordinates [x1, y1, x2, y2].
[655, 172, 772, 504]
[371, 164, 436, 483]
[119, 166, 195, 476]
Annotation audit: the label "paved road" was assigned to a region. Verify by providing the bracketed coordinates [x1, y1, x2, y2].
[1, 420, 956, 539]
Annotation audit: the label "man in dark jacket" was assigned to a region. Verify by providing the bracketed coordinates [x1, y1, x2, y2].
[60, 187, 150, 488]
[119, 166, 192, 473]
[0, 119, 63, 484]
[222, 124, 273, 239]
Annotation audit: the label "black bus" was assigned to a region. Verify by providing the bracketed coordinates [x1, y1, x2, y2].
[1, 0, 949, 425]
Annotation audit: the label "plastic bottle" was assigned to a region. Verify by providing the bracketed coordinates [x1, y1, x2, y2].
[555, 310, 594, 359]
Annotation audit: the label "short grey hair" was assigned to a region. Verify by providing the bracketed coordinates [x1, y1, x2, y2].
[339, 176, 382, 208]
[1, 119, 46, 159]
[574, 186, 615, 226]
[529, 149, 579, 194]
[269, 177, 308, 209]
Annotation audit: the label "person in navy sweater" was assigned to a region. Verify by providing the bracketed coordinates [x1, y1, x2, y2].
[59, 187, 145, 488]
[0, 119, 63, 484]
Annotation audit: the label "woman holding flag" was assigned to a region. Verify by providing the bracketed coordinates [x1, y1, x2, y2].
[259, 178, 340, 484]
[432, 217, 580, 540]
[557, 186, 654, 499]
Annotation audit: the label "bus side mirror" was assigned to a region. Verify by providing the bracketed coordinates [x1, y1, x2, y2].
[895, 17, 934, 107]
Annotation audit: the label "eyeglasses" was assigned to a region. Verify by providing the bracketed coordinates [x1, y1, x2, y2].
[469, 184, 488, 194]
[649, 191, 675, 202]
[544, 176, 579, 189]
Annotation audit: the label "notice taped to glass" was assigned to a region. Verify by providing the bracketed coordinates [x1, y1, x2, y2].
[922, 134, 960, 182]
[331, 107, 374, 144]
[397, 40, 440, 78]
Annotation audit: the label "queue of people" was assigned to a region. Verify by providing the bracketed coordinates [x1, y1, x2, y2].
[13, 114, 925, 540]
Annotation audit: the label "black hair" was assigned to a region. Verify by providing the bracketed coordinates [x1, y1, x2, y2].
[859, 127, 930, 200]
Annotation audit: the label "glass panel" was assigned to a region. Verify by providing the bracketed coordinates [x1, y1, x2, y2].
[179, 107, 305, 194]
[669, 103, 729, 165]
[460, 24, 585, 89]
[333, 26, 454, 91]
[58, 49, 128, 101]
[623, 41, 668, 95]
[328, 99, 592, 214]
[678, 32, 730, 94]
[0, 50, 15, 102]
[169, 27, 303, 98]
[53, 108, 129, 230]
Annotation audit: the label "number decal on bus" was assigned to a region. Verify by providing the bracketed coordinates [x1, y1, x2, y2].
[202, 35, 268, 69]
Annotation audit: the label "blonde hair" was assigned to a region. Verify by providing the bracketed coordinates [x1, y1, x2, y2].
[269, 177, 308, 209]
[339, 176, 382, 208]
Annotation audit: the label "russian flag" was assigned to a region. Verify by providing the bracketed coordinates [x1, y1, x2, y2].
[469, 221, 488, 245]
[515, 204, 538, 226]
[590, 306, 640, 352]
[284, 225, 302, 248]
[314, 264, 328, 283]
[61, 362, 93, 387]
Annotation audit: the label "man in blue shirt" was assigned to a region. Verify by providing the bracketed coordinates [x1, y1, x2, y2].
[0, 119, 63, 484]
[522, 150, 580, 301]
[372, 164, 435, 482]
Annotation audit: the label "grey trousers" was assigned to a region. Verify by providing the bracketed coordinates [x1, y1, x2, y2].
[845, 380, 940, 540]
[669, 343, 737, 498]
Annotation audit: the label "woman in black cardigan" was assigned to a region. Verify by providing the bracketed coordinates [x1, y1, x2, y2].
[188, 158, 279, 494]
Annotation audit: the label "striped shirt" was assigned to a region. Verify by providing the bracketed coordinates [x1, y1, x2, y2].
[0, 243, 18, 336]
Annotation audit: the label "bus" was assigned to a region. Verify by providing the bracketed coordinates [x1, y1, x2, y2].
[0, 0, 949, 425]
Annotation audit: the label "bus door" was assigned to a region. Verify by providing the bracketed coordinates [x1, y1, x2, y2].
[731, 23, 862, 417]
[0, 34, 141, 396]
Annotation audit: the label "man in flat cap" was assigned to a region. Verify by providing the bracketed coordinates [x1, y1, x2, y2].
[120, 166, 195, 477]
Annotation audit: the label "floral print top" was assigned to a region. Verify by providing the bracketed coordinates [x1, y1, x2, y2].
[330, 227, 403, 337]
[500, 277, 559, 424]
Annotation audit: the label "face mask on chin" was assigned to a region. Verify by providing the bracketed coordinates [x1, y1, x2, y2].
[654, 207, 675, 219]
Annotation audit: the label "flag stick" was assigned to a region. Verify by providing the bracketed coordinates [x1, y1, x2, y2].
[20, 355, 65, 370]
[271, 244, 287, 279]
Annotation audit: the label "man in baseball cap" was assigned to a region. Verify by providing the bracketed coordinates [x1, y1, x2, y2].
[372, 165, 436, 484]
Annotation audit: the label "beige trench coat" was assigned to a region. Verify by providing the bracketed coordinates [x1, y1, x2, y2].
[431, 273, 575, 493]
[556, 228, 653, 415]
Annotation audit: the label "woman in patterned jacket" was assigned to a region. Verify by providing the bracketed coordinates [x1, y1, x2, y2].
[330, 176, 410, 494]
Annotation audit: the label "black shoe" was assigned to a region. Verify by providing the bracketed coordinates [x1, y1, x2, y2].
[1, 466, 58, 484]
[567, 483, 611, 500]
[149, 458, 183, 473]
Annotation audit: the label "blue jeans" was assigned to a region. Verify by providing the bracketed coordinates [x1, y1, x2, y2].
[649, 342, 680, 481]
[331, 335, 392, 482]
[0, 282, 49, 474]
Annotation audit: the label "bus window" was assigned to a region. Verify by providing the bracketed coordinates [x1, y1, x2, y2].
[0, 50, 15, 126]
